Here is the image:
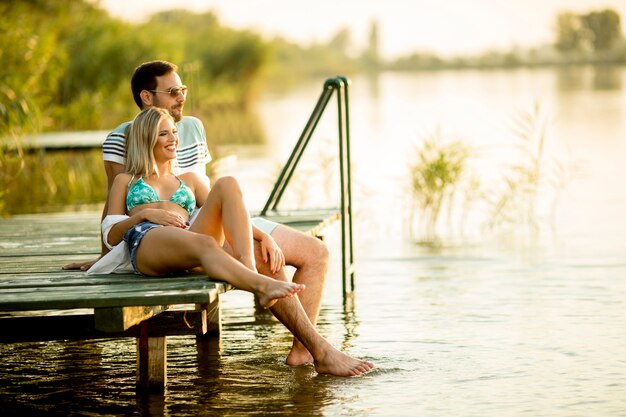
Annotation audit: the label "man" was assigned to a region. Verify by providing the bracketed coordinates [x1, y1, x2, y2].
[63, 61, 371, 375]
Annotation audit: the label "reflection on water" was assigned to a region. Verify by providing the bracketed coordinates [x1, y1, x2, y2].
[556, 65, 623, 91]
[2, 68, 626, 416]
[2, 238, 624, 416]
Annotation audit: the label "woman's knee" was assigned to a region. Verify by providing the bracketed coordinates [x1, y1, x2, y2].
[213, 176, 242, 195]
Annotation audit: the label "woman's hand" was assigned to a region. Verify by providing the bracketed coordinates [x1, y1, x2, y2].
[259, 233, 286, 274]
[140, 208, 188, 228]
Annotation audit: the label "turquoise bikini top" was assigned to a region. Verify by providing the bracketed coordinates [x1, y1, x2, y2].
[126, 175, 196, 216]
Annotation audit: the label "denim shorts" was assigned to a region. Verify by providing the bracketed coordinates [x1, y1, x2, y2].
[123, 221, 162, 274]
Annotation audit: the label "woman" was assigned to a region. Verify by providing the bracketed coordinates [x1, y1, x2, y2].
[101, 107, 304, 308]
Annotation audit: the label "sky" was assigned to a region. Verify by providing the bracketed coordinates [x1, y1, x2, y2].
[97, 0, 626, 58]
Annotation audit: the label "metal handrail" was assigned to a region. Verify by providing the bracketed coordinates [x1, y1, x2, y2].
[260, 76, 355, 298]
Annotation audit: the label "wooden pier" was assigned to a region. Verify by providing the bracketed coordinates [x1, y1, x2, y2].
[0, 76, 356, 390]
[0, 210, 337, 390]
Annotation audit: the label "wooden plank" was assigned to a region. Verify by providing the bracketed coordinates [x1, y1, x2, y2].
[20, 130, 107, 150]
[0, 212, 99, 235]
[0, 254, 97, 274]
[94, 305, 169, 332]
[0, 271, 219, 287]
[0, 280, 230, 311]
[0, 309, 219, 343]
[259, 209, 340, 238]
[0, 212, 99, 257]
[0, 247, 98, 257]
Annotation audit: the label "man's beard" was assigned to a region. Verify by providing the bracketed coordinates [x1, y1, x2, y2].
[169, 105, 183, 122]
[153, 97, 183, 122]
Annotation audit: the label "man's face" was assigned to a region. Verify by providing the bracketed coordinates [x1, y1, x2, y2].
[149, 72, 186, 122]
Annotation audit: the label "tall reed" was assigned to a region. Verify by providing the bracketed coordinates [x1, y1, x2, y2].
[408, 130, 470, 242]
[485, 102, 549, 232]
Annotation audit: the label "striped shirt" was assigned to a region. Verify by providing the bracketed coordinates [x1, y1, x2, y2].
[102, 116, 211, 175]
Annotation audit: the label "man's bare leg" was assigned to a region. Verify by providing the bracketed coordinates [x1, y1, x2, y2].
[219, 231, 369, 375]
[267, 283, 373, 377]
[256, 225, 329, 366]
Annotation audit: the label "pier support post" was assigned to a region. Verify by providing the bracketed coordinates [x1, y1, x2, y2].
[136, 321, 167, 391]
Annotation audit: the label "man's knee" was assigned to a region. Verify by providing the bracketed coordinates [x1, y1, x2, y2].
[271, 225, 329, 267]
[302, 235, 329, 267]
[314, 237, 329, 260]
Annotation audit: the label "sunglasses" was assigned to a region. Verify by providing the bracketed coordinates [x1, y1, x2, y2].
[149, 85, 188, 97]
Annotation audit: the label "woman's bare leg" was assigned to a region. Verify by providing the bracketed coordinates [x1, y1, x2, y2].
[138, 227, 372, 376]
[190, 176, 256, 270]
[135, 227, 304, 307]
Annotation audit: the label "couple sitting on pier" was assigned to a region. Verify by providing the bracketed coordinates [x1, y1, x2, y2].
[63, 60, 373, 377]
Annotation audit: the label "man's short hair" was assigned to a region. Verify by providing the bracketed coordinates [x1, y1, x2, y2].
[130, 60, 178, 109]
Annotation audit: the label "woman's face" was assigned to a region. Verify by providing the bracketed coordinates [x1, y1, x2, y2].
[153, 116, 178, 163]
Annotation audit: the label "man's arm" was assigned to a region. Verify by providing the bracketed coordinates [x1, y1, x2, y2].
[62, 160, 125, 270]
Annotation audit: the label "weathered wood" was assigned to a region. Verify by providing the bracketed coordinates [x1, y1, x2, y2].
[256, 209, 341, 238]
[137, 322, 167, 390]
[0, 209, 339, 390]
[95, 305, 169, 332]
[0, 309, 220, 343]
[0, 275, 230, 311]
[196, 300, 222, 336]
[0, 212, 100, 257]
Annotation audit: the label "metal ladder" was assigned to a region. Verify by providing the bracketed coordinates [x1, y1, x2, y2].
[260, 76, 355, 299]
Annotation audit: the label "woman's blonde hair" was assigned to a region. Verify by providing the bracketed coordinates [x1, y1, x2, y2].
[125, 107, 174, 176]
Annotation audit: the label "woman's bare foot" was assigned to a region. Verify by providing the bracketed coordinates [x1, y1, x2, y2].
[314, 346, 374, 377]
[258, 280, 305, 309]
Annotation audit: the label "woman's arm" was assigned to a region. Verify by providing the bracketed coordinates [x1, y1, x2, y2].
[105, 173, 139, 246]
[252, 224, 285, 274]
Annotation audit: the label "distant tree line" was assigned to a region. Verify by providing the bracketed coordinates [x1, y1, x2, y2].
[0, 0, 270, 137]
[1, 2, 624, 137]
[389, 8, 625, 71]
[556, 9, 622, 53]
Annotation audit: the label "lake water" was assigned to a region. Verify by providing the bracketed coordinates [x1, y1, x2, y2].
[2, 67, 626, 416]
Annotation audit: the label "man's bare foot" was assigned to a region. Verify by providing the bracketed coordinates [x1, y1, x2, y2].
[286, 344, 314, 366]
[314, 346, 374, 377]
[258, 281, 305, 309]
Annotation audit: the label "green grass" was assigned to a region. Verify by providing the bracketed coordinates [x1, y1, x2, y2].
[1, 148, 106, 216]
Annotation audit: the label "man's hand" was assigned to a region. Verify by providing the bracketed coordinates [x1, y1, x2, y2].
[62, 256, 101, 271]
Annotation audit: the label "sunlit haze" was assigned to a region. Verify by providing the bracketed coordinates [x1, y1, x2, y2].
[97, 0, 626, 58]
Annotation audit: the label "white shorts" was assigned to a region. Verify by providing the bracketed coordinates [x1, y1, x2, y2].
[251, 217, 279, 235]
